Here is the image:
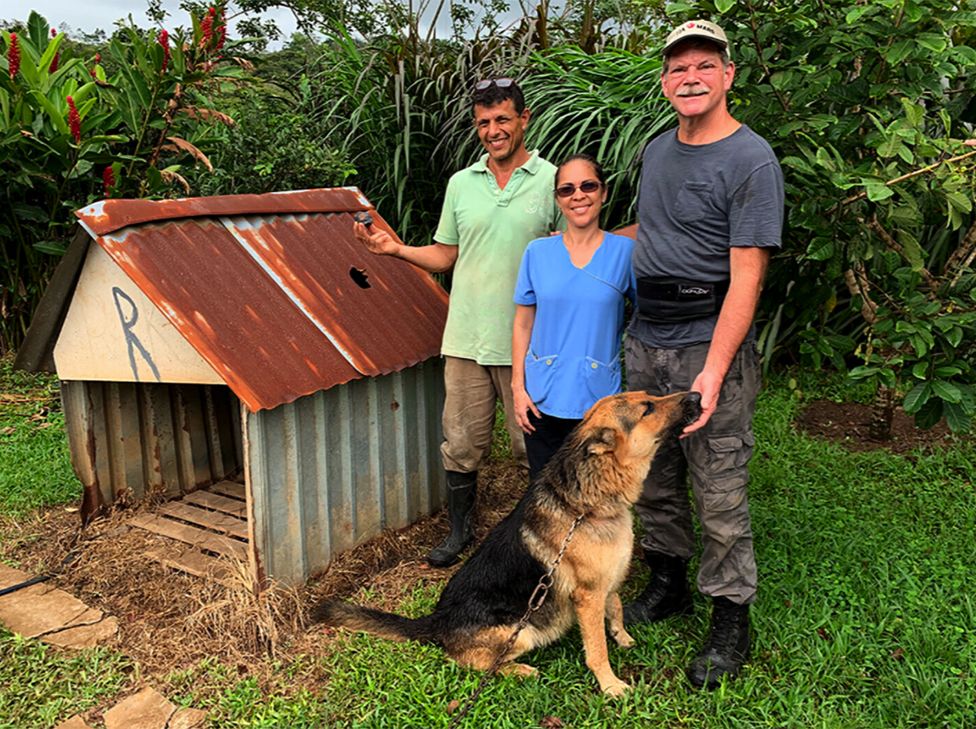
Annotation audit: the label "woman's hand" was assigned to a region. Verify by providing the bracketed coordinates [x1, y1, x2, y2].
[353, 221, 400, 256]
[513, 386, 541, 434]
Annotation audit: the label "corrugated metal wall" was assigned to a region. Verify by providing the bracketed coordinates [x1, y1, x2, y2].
[61, 380, 242, 517]
[245, 359, 446, 585]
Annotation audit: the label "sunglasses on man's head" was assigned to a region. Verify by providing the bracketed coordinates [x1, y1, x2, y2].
[474, 77, 515, 91]
[555, 180, 603, 198]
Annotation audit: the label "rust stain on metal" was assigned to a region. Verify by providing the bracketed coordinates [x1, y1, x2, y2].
[80, 190, 448, 412]
[75, 188, 371, 236]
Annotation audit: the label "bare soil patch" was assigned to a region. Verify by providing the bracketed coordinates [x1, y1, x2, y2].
[794, 399, 961, 454]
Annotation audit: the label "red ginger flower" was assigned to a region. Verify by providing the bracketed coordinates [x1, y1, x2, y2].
[51, 28, 57, 37]
[103, 166, 115, 197]
[159, 29, 170, 71]
[66, 95, 81, 143]
[200, 7, 216, 48]
[7, 33, 20, 80]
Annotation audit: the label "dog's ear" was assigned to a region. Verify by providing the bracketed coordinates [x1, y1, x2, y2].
[585, 427, 617, 455]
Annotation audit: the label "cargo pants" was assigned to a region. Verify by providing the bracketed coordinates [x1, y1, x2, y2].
[625, 337, 760, 605]
[440, 356, 529, 473]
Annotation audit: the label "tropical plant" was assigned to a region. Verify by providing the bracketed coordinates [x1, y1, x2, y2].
[0, 9, 244, 354]
[664, 0, 976, 433]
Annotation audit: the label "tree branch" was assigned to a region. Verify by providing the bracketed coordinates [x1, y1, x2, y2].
[841, 148, 976, 206]
[867, 214, 938, 292]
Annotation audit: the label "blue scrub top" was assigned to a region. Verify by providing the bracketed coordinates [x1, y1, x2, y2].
[513, 232, 636, 419]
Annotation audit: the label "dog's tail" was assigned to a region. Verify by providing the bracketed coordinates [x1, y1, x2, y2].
[310, 600, 437, 643]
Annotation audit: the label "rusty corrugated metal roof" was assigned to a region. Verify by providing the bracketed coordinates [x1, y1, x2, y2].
[73, 189, 448, 412]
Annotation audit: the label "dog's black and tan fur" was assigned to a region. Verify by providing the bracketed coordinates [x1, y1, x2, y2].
[312, 390, 702, 695]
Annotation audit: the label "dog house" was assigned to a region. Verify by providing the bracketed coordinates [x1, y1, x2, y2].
[15, 189, 449, 586]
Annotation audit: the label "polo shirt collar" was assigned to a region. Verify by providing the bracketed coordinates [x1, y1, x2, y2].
[472, 149, 542, 174]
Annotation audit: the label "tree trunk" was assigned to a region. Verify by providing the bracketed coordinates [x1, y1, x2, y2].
[869, 383, 895, 441]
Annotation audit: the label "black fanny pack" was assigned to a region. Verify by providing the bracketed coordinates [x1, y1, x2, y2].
[636, 277, 729, 323]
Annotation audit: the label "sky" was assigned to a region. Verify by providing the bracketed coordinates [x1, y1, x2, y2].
[4, 0, 299, 47]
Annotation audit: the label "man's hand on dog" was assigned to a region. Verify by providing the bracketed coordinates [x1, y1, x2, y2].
[513, 387, 541, 434]
[353, 221, 400, 257]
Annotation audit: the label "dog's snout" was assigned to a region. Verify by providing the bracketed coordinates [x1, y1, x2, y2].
[681, 392, 702, 423]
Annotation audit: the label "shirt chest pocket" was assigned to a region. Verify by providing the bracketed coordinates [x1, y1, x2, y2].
[673, 181, 715, 223]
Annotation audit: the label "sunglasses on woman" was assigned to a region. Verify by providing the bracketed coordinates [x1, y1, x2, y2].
[555, 180, 603, 198]
[474, 77, 515, 91]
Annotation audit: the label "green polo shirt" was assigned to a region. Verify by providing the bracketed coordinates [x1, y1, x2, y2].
[435, 150, 561, 365]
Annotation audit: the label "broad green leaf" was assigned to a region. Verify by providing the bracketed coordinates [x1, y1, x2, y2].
[914, 398, 944, 429]
[876, 135, 902, 159]
[37, 32, 64, 79]
[916, 34, 948, 53]
[935, 365, 963, 378]
[903, 382, 930, 414]
[945, 191, 972, 214]
[943, 401, 972, 433]
[900, 98, 924, 128]
[27, 11, 49, 52]
[715, 0, 737, 12]
[848, 365, 879, 380]
[865, 182, 894, 201]
[933, 380, 963, 404]
[846, 5, 873, 23]
[898, 231, 924, 270]
[911, 362, 928, 380]
[885, 40, 915, 65]
[28, 90, 69, 135]
[805, 237, 834, 261]
[33, 240, 66, 255]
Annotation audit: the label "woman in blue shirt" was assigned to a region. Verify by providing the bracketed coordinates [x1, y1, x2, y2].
[512, 154, 637, 482]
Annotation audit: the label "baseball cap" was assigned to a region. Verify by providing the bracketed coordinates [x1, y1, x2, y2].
[663, 19, 730, 58]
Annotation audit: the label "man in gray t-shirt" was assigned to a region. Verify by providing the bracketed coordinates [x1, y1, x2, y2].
[623, 19, 784, 690]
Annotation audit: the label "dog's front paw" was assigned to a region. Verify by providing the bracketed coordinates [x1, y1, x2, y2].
[499, 662, 538, 679]
[611, 628, 635, 648]
[600, 678, 631, 697]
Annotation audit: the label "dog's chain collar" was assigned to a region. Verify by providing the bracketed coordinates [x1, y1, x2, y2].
[447, 511, 586, 729]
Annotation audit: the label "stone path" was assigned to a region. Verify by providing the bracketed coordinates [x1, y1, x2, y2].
[0, 564, 118, 648]
[54, 687, 208, 729]
[1, 568, 208, 728]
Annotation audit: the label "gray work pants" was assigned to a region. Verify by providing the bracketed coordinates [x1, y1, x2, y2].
[625, 337, 760, 605]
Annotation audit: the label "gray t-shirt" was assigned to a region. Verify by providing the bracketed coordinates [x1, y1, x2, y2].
[628, 124, 784, 348]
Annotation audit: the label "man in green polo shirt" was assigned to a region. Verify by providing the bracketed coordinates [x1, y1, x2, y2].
[354, 78, 560, 567]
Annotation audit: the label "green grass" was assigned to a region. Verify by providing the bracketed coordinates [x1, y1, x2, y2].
[1, 364, 974, 727]
[292, 372, 976, 728]
[0, 629, 134, 729]
[0, 356, 80, 517]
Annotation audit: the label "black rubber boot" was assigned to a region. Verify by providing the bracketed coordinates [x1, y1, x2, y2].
[425, 471, 477, 568]
[687, 596, 751, 690]
[623, 550, 693, 626]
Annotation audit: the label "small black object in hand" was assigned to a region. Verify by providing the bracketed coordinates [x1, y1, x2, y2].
[353, 211, 374, 227]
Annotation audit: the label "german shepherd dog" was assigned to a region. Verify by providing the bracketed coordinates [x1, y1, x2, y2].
[312, 390, 701, 696]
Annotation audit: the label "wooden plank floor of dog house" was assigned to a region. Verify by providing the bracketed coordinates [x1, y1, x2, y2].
[210, 480, 246, 500]
[130, 481, 249, 581]
[157, 501, 249, 540]
[182, 490, 247, 518]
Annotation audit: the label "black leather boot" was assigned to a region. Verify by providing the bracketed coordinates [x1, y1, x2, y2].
[425, 471, 477, 568]
[623, 550, 693, 626]
[687, 596, 751, 689]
